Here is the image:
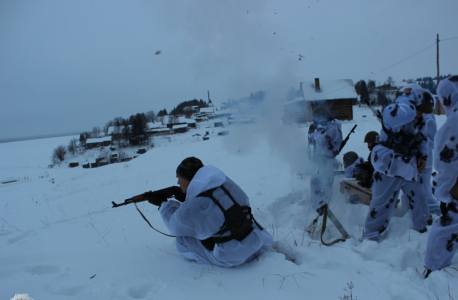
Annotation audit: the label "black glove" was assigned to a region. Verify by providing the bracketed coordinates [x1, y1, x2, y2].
[148, 195, 168, 207]
[170, 186, 186, 202]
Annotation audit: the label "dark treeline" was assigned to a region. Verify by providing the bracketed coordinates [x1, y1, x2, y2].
[415, 74, 451, 94]
[170, 99, 208, 115]
[78, 98, 211, 147]
[354, 74, 452, 108]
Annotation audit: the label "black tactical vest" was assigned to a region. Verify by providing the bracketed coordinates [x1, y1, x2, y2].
[198, 185, 262, 251]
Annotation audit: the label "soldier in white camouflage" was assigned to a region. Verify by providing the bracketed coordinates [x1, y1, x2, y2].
[363, 86, 433, 241]
[424, 75, 458, 277]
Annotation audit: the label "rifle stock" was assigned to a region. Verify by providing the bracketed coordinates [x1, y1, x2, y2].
[112, 186, 186, 208]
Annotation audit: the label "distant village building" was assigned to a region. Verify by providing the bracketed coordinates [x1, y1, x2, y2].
[85, 137, 112, 149]
[214, 107, 237, 119]
[197, 107, 216, 119]
[183, 106, 200, 117]
[148, 128, 173, 135]
[172, 124, 189, 134]
[145, 122, 171, 136]
[194, 114, 208, 122]
[283, 78, 357, 124]
[107, 125, 124, 140]
[175, 116, 197, 128]
[368, 83, 400, 103]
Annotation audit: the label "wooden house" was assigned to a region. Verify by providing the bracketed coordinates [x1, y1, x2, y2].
[85, 137, 112, 149]
[283, 78, 357, 124]
[172, 124, 189, 134]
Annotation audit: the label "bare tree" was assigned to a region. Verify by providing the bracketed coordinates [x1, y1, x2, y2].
[113, 116, 124, 124]
[386, 76, 393, 86]
[145, 110, 156, 122]
[51, 145, 67, 165]
[122, 125, 131, 147]
[67, 138, 78, 156]
[92, 126, 102, 138]
[367, 80, 376, 91]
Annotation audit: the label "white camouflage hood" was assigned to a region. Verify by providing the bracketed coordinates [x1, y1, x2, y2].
[437, 75, 458, 117]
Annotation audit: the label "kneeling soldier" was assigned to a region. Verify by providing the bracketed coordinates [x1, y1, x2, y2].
[154, 157, 273, 267]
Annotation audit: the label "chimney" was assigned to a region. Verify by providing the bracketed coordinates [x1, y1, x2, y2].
[314, 78, 321, 91]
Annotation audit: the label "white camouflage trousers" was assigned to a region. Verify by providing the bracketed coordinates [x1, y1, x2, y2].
[400, 167, 440, 217]
[363, 172, 430, 241]
[424, 202, 458, 271]
[310, 157, 335, 209]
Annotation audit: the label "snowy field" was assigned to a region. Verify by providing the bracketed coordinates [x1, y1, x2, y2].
[1, 106, 456, 300]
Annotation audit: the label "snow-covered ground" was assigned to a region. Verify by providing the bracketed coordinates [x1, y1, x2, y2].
[1, 106, 456, 300]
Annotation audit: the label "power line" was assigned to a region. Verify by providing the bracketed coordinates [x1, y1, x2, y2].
[303, 36, 456, 98]
[363, 41, 436, 80]
[441, 36, 458, 41]
[363, 36, 458, 81]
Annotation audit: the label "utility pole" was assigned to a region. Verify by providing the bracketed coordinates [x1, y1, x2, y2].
[436, 34, 440, 86]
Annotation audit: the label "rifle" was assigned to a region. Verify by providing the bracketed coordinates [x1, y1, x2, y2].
[364, 99, 382, 123]
[112, 186, 186, 208]
[337, 124, 357, 154]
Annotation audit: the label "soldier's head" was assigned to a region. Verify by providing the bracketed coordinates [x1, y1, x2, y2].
[399, 83, 434, 117]
[343, 151, 358, 168]
[364, 131, 379, 150]
[312, 106, 331, 126]
[176, 157, 204, 192]
[437, 75, 458, 117]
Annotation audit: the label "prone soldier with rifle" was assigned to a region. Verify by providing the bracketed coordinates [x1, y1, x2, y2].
[114, 157, 273, 267]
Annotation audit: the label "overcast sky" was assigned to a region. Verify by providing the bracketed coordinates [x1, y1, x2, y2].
[1, 0, 457, 140]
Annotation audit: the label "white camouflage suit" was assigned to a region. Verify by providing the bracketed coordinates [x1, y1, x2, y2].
[308, 119, 342, 209]
[363, 90, 431, 241]
[159, 165, 273, 267]
[424, 75, 458, 271]
[399, 97, 440, 216]
[420, 113, 440, 215]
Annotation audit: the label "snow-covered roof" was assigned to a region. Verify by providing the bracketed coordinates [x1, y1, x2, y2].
[149, 128, 171, 133]
[107, 126, 123, 134]
[176, 117, 196, 124]
[199, 107, 215, 113]
[108, 125, 132, 134]
[86, 137, 112, 144]
[145, 122, 166, 130]
[300, 79, 357, 102]
[172, 124, 188, 129]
